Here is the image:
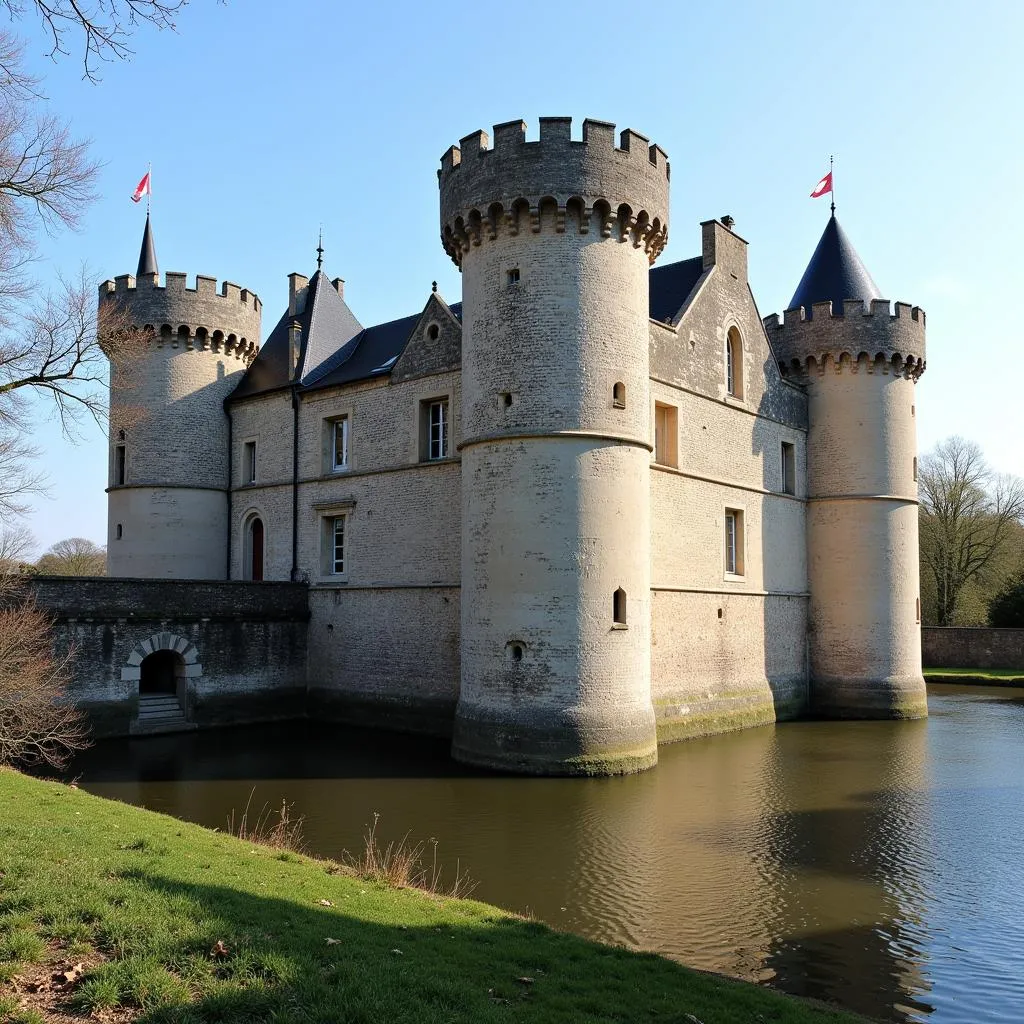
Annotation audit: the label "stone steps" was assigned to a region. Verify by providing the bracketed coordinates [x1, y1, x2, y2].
[131, 694, 196, 735]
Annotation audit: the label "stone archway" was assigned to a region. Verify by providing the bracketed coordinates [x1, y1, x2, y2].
[122, 632, 202, 731]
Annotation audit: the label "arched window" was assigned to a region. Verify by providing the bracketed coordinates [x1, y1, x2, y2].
[243, 515, 264, 581]
[613, 382, 626, 408]
[726, 326, 743, 398]
[613, 587, 627, 626]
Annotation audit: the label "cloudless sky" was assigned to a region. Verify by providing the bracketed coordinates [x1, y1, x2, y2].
[11, 0, 1023, 554]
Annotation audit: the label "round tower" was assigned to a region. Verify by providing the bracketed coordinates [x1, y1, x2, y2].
[765, 214, 927, 719]
[439, 117, 670, 775]
[101, 218, 261, 579]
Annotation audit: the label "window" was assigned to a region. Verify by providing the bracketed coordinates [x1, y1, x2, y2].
[115, 523, 123, 540]
[781, 442, 796, 495]
[726, 326, 743, 398]
[613, 588, 627, 626]
[330, 516, 345, 574]
[427, 323, 440, 341]
[244, 516, 264, 581]
[613, 382, 626, 409]
[725, 509, 745, 576]
[332, 417, 350, 472]
[507, 268, 520, 285]
[244, 441, 257, 484]
[654, 402, 678, 467]
[421, 398, 449, 461]
[114, 445, 126, 486]
[913, 457, 918, 483]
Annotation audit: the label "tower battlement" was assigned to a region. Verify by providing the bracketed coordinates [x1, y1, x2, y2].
[99, 272, 262, 365]
[439, 117, 670, 267]
[765, 299, 926, 380]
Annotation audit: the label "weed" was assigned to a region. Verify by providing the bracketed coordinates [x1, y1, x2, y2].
[226, 790, 305, 853]
[343, 814, 477, 899]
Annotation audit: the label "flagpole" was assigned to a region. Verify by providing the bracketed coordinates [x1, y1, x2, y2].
[147, 161, 152, 216]
[830, 154, 835, 215]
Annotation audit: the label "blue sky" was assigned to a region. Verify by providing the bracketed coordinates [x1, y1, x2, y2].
[11, 0, 1023, 553]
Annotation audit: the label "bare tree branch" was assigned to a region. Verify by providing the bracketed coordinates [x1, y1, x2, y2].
[36, 534, 105, 574]
[2, 0, 187, 81]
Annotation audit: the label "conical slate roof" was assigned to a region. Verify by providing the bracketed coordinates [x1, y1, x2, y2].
[788, 214, 880, 314]
[136, 214, 158, 277]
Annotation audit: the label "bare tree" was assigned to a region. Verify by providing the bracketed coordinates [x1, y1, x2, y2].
[2, 0, 188, 80]
[36, 535, 105, 575]
[0, 577, 88, 768]
[0, 521, 35, 570]
[919, 436, 1024, 626]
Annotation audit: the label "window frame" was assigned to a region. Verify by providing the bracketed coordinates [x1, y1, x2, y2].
[330, 515, 346, 575]
[724, 507, 746, 578]
[243, 440, 257, 484]
[726, 325, 744, 399]
[653, 401, 678, 468]
[781, 441, 796, 495]
[314, 500, 356, 580]
[332, 416, 350, 473]
[420, 397, 450, 462]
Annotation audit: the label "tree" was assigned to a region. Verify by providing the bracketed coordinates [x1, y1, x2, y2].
[988, 573, 1024, 628]
[918, 436, 1024, 626]
[1, 1, 187, 81]
[36, 535, 105, 575]
[0, 2, 194, 767]
[0, 571, 88, 767]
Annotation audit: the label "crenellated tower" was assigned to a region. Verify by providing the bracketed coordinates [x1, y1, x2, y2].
[764, 214, 927, 720]
[439, 117, 669, 774]
[101, 217, 262, 579]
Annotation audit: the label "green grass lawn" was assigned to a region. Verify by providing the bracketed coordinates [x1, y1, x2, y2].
[0, 770, 869, 1024]
[924, 668, 1024, 683]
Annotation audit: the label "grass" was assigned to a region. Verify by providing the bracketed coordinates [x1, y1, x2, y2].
[924, 668, 1024, 684]
[0, 769, 870, 1024]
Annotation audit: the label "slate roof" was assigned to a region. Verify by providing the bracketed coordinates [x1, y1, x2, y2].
[649, 256, 704, 325]
[229, 254, 702, 402]
[137, 215, 158, 277]
[788, 214, 881, 315]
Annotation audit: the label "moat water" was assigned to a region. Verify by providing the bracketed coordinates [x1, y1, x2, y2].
[67, 684, 1024, 1023]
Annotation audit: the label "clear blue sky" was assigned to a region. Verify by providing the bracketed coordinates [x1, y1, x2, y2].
[12, 0, 1023, 554]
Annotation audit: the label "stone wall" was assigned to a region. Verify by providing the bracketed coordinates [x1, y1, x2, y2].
[921, 628, 1024, 670]
[28, 577, 308, 737]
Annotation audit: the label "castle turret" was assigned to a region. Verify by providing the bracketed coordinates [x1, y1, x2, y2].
[439, 117, 669, 774]
[101, 218, 262, 579]
[764, 214, 927, 719]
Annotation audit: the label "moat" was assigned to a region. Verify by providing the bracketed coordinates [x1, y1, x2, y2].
[66, 684, 1024, 1024]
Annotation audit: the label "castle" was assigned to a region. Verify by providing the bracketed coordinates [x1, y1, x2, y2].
[98, 117, 928, 775]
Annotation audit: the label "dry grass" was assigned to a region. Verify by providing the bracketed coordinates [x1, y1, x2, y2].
[225, 790, 305, 853]
[342, 813, 477, 899]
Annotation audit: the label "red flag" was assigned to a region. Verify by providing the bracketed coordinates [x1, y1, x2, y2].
[131, 171, 151, 204]
[810, 171, 833, 199]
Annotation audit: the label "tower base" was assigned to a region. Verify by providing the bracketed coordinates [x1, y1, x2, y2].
[810, 675, 928, 720]
[451, 702, 658, 776]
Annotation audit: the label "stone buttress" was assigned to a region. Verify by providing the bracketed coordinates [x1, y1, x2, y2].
[439, 117, 670, 774]
[101, 221, 261, 579]
[765, 217, 927, 718]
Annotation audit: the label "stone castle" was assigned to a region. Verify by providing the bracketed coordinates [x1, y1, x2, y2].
[95, 116, 928, 775]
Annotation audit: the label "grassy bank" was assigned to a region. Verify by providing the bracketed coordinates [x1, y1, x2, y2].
[925, 668, 1024, 685]
[0, 771, 868, 1024]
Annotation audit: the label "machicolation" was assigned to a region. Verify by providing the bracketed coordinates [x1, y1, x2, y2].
[765, 298, 926, 381]
[439, 117, 670, 267]
[99, 272, 262, 365]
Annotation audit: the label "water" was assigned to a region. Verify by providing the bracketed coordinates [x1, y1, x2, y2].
[67, 685, 1024, 1023]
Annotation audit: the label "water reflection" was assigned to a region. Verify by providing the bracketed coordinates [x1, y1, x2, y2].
[67, 686, 1024, 1024]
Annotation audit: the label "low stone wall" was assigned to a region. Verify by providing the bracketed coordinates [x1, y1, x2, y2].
[28, 577, 309, 737]
[921, 627, 1024, 670]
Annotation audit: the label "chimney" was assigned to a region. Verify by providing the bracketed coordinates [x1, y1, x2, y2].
[288, 273, 309, 317]
[331, 277, 345, 298]
[289, 320, 302, 381]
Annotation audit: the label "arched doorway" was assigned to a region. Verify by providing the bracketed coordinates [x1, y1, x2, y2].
[244, 515, 264, 581]
[138, 649, 186, 727]
[140, 649, 180, 695]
